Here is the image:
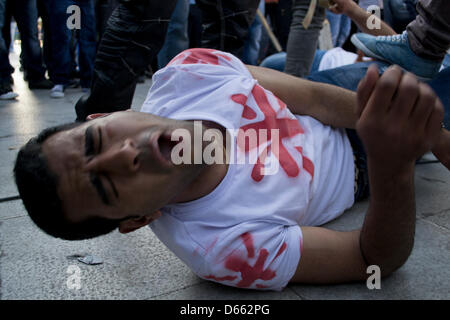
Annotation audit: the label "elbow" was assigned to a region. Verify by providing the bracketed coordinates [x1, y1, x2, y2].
[361, 242, 414, 279]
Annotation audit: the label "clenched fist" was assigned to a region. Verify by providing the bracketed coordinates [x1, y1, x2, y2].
[356, 65, 444, 173]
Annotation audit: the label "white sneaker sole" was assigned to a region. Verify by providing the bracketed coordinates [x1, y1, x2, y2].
[50, 92, 65, 99]
[0, 92, 19, 100]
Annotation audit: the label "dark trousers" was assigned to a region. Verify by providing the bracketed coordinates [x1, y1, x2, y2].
[407, 0, 450, 60]
[2, 0, 46, 82]
[0, 0, 13, 83]
[75, 0, 177, 121]
[76, 0, 260, 121]
[196, 0, 260, 59]
[43, 0, 97, 87]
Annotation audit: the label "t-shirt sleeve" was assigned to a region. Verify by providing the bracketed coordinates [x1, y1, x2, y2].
[198, 221, 303, 291]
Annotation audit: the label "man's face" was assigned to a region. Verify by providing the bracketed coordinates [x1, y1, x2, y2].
[42, 111, 200, 225]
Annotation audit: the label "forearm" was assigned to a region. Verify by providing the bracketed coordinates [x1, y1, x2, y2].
[344, 1, 396, 36]
[247, 65, 358, 128]
[360, 160, 416, 276]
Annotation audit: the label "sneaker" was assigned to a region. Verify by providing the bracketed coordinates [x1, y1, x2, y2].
[50, 84, 65, 98]
[29, 78, 54, 89]
[351, 31, 442, 80]
[0, 82, 18, 100]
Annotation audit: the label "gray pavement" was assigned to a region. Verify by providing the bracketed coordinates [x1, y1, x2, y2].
[1, 49, 449, 300]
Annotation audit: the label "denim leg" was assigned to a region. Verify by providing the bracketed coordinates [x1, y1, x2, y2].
[11, 0, 46, 81]
[157, 0, 190, 69]
[326, 10, 340, 47]
[0, 0, 14, 82]
[77, 0, 97, 88]
[76, 0, 178, 121]
[285, 0, 325, 78]
[242, 0, 264, 65]
[336, 14, 351, 48]
[259, 52, 286, 72]
[308, 61, 450, 130]
[307, 61, 390, 91]
[45, 0, 72, 85]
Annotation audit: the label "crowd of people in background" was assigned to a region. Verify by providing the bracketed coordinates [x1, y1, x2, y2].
[0, 0, 449, 102]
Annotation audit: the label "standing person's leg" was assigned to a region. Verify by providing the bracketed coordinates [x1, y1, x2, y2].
[45, 0, 73, 97]
[284, 0, 325, 78]
[407, 0, 450, 60]
[77, 0, 97, 90]
[188, 2, 203, 48]
[12, 0, 51, 88]
[36, 0, 51, 74]
[75, 0, 178, 121]
[196, 0, 260, 59]
[242, 0, 265, 65]
[157, 0, 190, 69]
[0, 0, 17, 99]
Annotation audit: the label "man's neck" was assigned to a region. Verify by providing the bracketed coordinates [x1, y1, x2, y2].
[170, 120, 230, 203]
[173, 162, 229, 203]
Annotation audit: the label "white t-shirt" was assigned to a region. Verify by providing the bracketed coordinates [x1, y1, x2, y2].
[141, 49, 355, 291]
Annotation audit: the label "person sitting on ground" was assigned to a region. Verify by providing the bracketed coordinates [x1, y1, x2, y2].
[14, 48, 447, 291]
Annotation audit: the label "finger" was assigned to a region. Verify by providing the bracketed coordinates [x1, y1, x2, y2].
[356, 64, 379, 117]
[425, 97, 445, 142]
[364, 65, 403, 115]
[389, 72, 420, 120]
[411, 83, 438, 132]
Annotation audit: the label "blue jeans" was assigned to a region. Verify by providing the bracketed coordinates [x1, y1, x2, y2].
[4, 0, 46, 81]
[157, 0, 190, 69]
[326, 10, 351, 48]
[242, 0, 265, 65]
[259, 49, 326, 73]
[307, 62, 450, 128]
[0, 0, 14, 82]
[44, 0, 96, 87]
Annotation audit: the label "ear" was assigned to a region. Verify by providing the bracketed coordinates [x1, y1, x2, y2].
[86, 113, 111, 121]
[118, 211, 162, 234]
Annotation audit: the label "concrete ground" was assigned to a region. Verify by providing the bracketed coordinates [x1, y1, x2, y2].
[1, 49, 449, 300]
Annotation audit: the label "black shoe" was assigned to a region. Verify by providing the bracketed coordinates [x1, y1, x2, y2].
[29, 78, 54, 89]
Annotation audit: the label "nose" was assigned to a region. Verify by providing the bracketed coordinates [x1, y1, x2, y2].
[84, 139, 140, 174]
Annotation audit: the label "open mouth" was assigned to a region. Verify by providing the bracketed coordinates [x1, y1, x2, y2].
[149, 130, 180, 167]
[158, 132, 179, 163]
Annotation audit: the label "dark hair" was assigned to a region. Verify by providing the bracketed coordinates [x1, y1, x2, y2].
[14, 122, 121, 241]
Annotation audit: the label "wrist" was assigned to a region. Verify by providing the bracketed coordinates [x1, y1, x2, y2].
[343, 1, 359, 16]
[367, 157, 415, 181]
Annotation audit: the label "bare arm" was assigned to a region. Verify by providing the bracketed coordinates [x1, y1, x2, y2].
[330, 0, 397, 36]
[247, 64, 450, 170]
[290, 66, 444, 283]
[246, 65, 358, 128]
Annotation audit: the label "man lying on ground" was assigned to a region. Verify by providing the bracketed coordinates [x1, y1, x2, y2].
[14, 49, 447, 290]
